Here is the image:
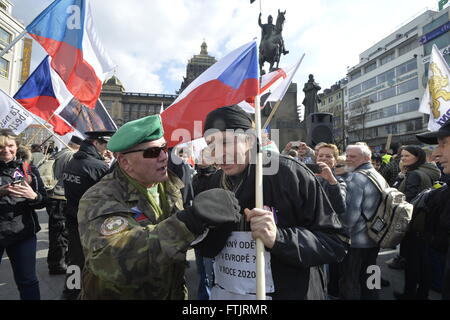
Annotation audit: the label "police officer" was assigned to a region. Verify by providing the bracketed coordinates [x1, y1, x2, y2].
[77, 115, 241, 299]
[416, 119, 450, 299]
[46, 135, 82, 275]
[61, 130, 115, 300]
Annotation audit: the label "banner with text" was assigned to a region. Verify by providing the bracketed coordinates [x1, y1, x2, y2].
[213, 232, 274, 297]
[0, 88, 34, 135]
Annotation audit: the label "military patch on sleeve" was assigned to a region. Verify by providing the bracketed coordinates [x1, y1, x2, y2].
[100, 216, 129, 236]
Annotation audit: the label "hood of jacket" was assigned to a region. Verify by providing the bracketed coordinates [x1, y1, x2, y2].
[418, 162, 441, 182]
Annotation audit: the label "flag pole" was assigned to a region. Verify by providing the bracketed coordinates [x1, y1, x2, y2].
[262, 100, 282, 130]
[254, 89, 266, 300]
[24, 110, 71, 150]
[27, 112, 58, 146]
[0, 30, 27, 58]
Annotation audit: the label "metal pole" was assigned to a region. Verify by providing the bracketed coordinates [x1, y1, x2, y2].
[254, 92, 266, 300]
[0, 30, 27, 59]
[25, 111, 71, 150]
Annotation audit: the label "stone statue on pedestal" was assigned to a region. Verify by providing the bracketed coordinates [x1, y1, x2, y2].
[302, 74, 321, 118]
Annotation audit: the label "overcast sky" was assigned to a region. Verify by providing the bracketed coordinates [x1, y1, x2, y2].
[10, 0, 440, 101]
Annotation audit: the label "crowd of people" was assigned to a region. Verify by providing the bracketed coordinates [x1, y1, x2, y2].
[0, 105, 449, 301]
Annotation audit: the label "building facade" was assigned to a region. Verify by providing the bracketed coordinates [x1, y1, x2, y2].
[346, 7, 450, 152]
[0, 0, 31, 95]
[99, 42, 217, 128]
[100, 75, 177, 127]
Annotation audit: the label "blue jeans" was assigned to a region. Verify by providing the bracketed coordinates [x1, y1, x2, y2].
[194, 248, 214, 300]
[0, 235, 40, 300]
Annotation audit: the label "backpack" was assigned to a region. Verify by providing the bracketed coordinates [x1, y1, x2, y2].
[36, 156, 57, 192]
[409, 183, 449, 253]
[359, 170, 413, 249]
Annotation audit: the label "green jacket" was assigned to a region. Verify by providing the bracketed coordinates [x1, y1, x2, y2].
[77, 166, 195, 300]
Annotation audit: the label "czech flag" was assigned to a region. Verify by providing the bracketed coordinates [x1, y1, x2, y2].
[26, 0, 115, 109]
[14, 56, 74, 136]
[161, 40, 259, 147]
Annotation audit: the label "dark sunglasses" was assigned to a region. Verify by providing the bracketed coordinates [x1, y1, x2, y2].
[122, 143, 168, 158]
[335, 164, 345, 168]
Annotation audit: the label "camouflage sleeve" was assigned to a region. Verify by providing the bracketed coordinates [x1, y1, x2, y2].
[78, 203, 196, 286]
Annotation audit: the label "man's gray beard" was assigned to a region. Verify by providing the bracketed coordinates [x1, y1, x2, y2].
[344, 165, 354, 173]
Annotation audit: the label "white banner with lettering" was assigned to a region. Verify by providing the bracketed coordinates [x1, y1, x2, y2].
[211, 231, 274, 300]
[0, 89, 34, 135]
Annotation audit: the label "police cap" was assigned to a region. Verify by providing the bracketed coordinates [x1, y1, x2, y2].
[85, 131, 116, 143]
[416, 119, 450, 145]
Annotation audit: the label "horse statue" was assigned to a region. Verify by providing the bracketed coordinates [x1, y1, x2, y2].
[259, 9, 289, 75]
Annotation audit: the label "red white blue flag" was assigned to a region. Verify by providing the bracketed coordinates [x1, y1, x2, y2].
[26, 0, 115, 109]
[14, 56, 74, 136]
[161, 40, 260, 147]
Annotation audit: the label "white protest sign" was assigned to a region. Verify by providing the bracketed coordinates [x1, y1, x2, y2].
[0, 89, 34, 135]
[213, 231, 274, 296]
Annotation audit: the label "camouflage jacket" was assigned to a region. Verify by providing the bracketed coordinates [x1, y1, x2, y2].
[77, 166, 196, 300]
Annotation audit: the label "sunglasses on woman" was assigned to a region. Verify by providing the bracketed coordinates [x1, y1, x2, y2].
[335, 164, 345, 168]
[121, 143, 168, 158]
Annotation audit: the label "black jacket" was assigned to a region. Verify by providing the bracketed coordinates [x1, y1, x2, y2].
[398, 163, 441, 202]
[0, 160, 47, 247]
[63, 141, 108, 217]
[193, 154, 349, 300]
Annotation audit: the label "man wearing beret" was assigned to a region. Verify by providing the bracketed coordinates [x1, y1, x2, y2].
[77, 115, 241, 299]
[61, 130, 115, 300]
[416, 119, 450, 299]
[193, 105, 349, 300]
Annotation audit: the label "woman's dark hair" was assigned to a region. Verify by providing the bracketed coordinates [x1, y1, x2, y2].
[402, 145, 426, 172]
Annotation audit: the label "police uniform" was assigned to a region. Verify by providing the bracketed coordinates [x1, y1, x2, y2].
[77, 115, 241, 299]
[61, 131, 114, 300]
[46, 135, 83, 274]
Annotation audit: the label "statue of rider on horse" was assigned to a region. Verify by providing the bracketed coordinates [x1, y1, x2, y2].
[258, 9, 289, 75]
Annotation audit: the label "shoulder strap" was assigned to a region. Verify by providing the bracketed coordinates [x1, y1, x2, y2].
[358, 170, 384, 193]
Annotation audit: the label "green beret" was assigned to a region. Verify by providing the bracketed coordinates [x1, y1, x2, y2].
[107, 115, 164, 152]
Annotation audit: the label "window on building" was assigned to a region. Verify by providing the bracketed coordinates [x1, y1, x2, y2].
[0, 2, 6, 11]
[377, 67, 395, 84]
[349, 100, 362, 111]
[349, 84, 361, 97]
[378, 86, 395, 101]
[386, 123, 398, 134]
[382, 105, 396, 118]
[398, 39, 419, 56]
[0, 27, 11, 48]
[423, 14, 448, 34]
[396, 59, 417, 77]
[350, 69, 362, 81]
[424, 31, 450, 56]
[328, 96, 333, 103]
[361, 77, 377, 91]
[365, 62, 377, 73]
[396, 77, 418, 95]
[386, 68, 395, 82]
[397, 99, 419, 114]
[0, 57, 9, 78]
[380, 51, 395, 66]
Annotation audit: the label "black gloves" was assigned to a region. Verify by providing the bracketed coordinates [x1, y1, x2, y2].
[177, 188, 241, 235]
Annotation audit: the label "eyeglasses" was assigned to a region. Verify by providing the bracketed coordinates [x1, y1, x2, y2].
[122, 143, 168, 158]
